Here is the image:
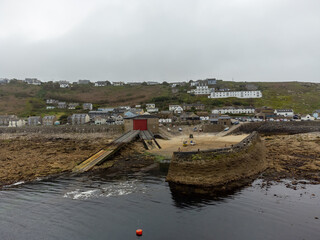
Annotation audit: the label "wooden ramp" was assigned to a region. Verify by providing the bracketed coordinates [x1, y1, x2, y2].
[73, 130, 141, 173]
[140, 130, 161, 150]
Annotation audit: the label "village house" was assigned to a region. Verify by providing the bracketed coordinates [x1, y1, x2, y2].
[313, 110, 320, 119]
[206, 78, 217, 85]
[274, 109, 294, 117]
[8, 119, 26, 127]
[97, 108, 114, 112]
[68, 103, 79, 110]
[88, 110, 111, 121]
[254, 107, 275, 120]
[71, 114, 90, 125]
[212, 106, 255, 115]
[112, 81, 124, 86]
[0, 78, 10, 84]
[58, 102, 67, 109]
[42, 115, 57, 126]
[157, 111, 175, 124]
[78, 79, 91, 84]
[146, 81, 159, 85]
[83, 103, 93, 110]
[25, 78, 42, 85]
[59, 81, 70, 88]
[188, 85, 214, 95]
[128, 82, 142, 86]
[46, 106, 55, 110]
[46, 99, 59, 104]
[182, 103, 205, 111]
[169, 105, 183, 114]
[124, 108, 144, 117]
[94, 81, 110, 87]
[0, 115, 18, 126]
[94, 116, 107, 125]
[209, 115, 232, 126]
[208, 90, 262, 99]
[28, 116, 42, 126]
[146, 103, 159, 113]
[179, 112, 200, 123]
[301, 114, 315, 121]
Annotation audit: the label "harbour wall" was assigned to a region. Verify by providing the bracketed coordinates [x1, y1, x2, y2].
[166, 131, 267, 189]
[233, 121, 320, 135]
[0, 125, 123, 134]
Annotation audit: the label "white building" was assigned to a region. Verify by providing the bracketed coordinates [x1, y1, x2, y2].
[169, 105, 183, 113]
[25, 78, 42, 85]
[188, 85, 214, 95]
[212, 107, 255, 115]
[113, 81, 124, 86]
[301, 114, 315, 121]
[208, 90, 262, 99]
[147, 81, 159, 85]
[146, 103, 156, 109]
[59, 81, 70, 88]
[274, 109, 294, 117]
[8, 119, 26, 127]
[159, 118, 172, 123]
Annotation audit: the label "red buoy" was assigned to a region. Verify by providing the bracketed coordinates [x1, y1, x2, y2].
[136, 229, 143, 236]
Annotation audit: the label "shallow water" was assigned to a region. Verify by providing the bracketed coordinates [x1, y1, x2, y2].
[0, 168, 319, 240]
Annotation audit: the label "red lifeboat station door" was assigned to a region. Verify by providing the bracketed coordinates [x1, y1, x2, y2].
[133, 119, 147, 130]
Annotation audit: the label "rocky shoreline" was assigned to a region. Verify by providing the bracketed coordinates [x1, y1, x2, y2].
[1, 130, 319, 192]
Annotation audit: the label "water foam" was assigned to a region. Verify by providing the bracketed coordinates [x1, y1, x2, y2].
[63, 180, 146, 200]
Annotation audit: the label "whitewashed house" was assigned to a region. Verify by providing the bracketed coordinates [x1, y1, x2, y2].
[274, 109, 294, 117]
[188, 85, 214, 95]
[113, 81, 124, 86]
[209, 91, 262, 99]
[59, 81, 70, 88]
[212, 107, 255, 115]
[94, 116, 107, 125]
[169, 105, 183, 114]
[25, 78, 42, 85]
[159, 118, 172, 123]
[301, 114, 315, 121]
[8, 119, 26, 127]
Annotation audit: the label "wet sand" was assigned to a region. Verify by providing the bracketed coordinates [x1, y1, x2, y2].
[149, 133, 248, 158]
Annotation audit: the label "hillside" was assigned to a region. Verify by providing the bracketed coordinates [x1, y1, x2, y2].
[0, 81, 319, 117]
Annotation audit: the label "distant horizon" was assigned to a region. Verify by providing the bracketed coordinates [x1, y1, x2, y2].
[2, 77, 320, 84]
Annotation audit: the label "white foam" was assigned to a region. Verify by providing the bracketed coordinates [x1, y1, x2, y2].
[63, 180, 146, 200]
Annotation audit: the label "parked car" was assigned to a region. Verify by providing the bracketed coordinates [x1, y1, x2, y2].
[224, 127, 229, 131]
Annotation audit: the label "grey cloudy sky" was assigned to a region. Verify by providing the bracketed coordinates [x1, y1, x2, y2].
[0, 0, 320, 82]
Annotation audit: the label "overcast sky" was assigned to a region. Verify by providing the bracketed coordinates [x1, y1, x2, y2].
[0, 0, 319, 82]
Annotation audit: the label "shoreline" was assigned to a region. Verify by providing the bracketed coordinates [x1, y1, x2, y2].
[1, 131, 320, 192]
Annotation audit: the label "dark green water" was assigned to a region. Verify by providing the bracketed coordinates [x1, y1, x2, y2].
[0, 168, 319, 240]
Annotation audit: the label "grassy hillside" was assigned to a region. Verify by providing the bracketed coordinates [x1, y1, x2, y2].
[0, 81, 319, 117]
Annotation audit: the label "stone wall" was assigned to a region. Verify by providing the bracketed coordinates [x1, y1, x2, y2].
[234, 121, 320, 135]
[0, 125, 123, 134]
[166, 132, 267, 189]
[202, 124, 224, 133]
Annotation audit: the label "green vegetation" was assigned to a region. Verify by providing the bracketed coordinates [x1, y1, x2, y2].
[0, 80, 319, 116]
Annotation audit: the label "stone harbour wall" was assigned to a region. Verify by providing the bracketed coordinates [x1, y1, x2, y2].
[166, 132, 267, 189]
